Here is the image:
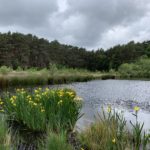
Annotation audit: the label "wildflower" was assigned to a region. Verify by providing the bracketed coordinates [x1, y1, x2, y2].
[13, 103, 16, 106]
[107, 105, 111, 113]
[58, 90, 64, 97]
[112, 138, 116, 143]
[10, 96, 16, 104]
[27, 95, 31, 99]
[41, 109, 45, 112]
[20, 88, 25, 94]
[21, 88, 25, 91]
[58, 100, 63, 105]
[21, 91, 26, 94]
[45, 88, 49, 91]
[33, 103, 37, 106]
[38, 87, 42, 91]
[134, 106, 140, 112]
[12, 96, 17, 100]
[16, 88, 21, 92]
[34, 89, 38, 93]
[74, 96, 83, 101]
[42, 91, 48, 96]
[0, 101, 4, 105]
[59, 93, 64, 97]
[27, 96, 32, 101]
[66, 91, 74, 97]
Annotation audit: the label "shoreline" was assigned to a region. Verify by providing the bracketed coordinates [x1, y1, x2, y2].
[0, 71, 117, 88]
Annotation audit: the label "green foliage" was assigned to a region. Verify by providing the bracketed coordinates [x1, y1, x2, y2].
[118, 58, 150, 78]
[130, 107, 150, 150]
[0, 67, 100, 88]
[0, 66, 12, 74]
[79, 107, 128, 150]
[2, 88, 82, 132]
[0, 115, 7, 144]
[79, 106, 150, 150]
[40, 131, 73, 150]
[0, 32, 150, 71]
[16, 66, 23, 71]
[0, 114, 12, 149]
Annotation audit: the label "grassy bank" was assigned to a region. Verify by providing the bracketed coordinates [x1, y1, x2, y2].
[0, 66, 118, 88]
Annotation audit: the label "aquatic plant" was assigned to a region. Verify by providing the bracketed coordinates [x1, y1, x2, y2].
[1, 88, 82, 132]
[130, 106, 150, 150]
[79, 106, 150, 150]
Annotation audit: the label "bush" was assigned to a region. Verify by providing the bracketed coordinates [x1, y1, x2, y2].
[2, 88, 82, 132]
[118, 58, 150, 78]
[0, 66, 12, 74]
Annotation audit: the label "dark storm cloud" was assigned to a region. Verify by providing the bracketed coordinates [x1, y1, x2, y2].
[0, 0, 150, 49]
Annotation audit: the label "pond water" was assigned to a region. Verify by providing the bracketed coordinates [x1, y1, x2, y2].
[47, 79, 150, 132]
[1, 79, 150, 132]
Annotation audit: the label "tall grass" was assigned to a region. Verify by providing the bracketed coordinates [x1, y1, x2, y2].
[0, 114, 12, 150]
[79, 106, 150, 150]
[40, 131, 73, 150]
[0, 65, 116, 88]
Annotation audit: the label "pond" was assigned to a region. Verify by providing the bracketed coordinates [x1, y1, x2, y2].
[1, 79, 150, 132]
[47, 79, 150, 132]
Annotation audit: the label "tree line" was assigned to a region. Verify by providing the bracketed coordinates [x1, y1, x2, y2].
[0, 32, 150, 71]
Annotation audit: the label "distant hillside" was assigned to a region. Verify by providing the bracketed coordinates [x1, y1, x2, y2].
[0, 32, 150, 71]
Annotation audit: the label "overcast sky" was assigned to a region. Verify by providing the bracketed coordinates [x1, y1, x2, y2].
[0, 0, 150, 50]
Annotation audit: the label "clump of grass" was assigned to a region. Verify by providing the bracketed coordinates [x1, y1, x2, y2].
[79, 106, 150, 150]
[2, 88, 82, 133]
[0, 114, 12, 150]
[39, 131, 73, 150]
[79, 106, 128, 150]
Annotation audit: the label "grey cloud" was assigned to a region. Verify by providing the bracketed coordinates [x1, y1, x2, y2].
[0, 0, 150, 49]
[0, 0, 58, 28]
[63, 0, 150, 48]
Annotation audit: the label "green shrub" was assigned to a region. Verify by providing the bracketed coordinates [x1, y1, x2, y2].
[118, 58, 150, 78]
[0, 66, 12, 74]
[2, 88, 82, 132]
[16, 66, 23, 71]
